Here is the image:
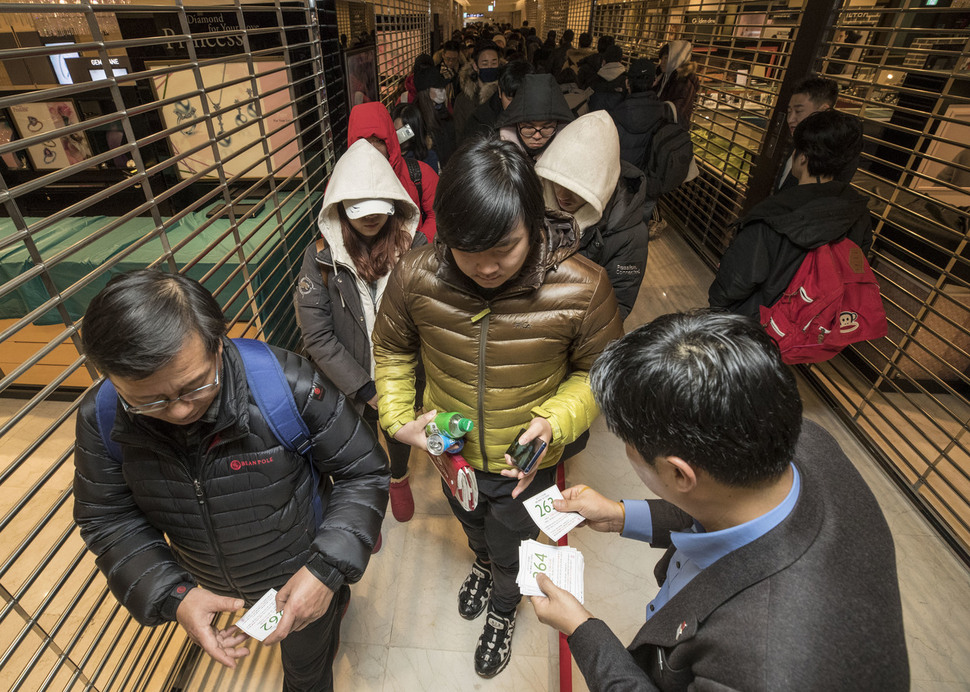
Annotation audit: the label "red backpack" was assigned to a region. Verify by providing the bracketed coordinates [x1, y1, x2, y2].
[760, 238, 887, 364]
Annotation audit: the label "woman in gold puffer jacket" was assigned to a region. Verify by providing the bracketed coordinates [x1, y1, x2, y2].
[372, 137, 622, 679]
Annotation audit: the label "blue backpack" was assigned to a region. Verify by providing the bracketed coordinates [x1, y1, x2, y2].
[95, 338, 323, 527]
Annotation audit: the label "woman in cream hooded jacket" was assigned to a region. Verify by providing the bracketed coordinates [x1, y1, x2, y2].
[295, 139, 425, 484]
[656, 40, 700, 125]
[535, 111, 649, 319]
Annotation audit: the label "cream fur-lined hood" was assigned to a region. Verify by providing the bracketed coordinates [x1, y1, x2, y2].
[534, 111, 621, 232]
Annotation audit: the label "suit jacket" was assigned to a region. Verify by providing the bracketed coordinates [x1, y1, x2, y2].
[568, 420, 908, 691]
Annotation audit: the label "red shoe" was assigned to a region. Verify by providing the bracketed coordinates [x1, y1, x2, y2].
[372, 532, 382, 554]
[389, 474, 415, 522]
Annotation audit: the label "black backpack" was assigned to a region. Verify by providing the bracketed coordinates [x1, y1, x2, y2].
[642, 101, 694, 198]
[404, 156, 423, 203]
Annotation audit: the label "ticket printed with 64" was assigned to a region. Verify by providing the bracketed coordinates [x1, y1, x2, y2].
[234, 589, 283, 642]
[516, 539, 585, 603]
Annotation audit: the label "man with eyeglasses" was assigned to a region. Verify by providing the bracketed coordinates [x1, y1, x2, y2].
[495, 73, 575, 161]
[73, 269, 389, 691]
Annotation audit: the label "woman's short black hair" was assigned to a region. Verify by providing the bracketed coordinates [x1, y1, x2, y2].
[793, 109, 862, 178]
[590, 310, 802, 487]
[82, 269, 227, 379]
[434, 137, 544, 252]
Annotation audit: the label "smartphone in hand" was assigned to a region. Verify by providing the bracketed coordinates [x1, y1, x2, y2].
[505, 429, 547, 474]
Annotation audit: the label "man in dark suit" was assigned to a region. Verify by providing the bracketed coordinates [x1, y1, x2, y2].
[530, 310, 909, 691]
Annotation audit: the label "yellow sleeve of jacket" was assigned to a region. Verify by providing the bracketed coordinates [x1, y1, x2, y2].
[373, 260, 420, 438]
[532, 265, 624, 447]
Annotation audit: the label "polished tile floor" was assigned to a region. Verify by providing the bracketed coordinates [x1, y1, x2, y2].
[178, 228, 970, 690]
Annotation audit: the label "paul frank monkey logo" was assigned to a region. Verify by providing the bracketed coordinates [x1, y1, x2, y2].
[839, 311, 860, 334]
[229, 456, 275, 471]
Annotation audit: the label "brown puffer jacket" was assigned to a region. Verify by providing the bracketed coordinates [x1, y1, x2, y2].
[372, 212, 623, 473]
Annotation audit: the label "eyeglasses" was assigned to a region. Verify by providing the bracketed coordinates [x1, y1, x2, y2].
[518, 123, 557, 138]
[119, 363, 220, 415]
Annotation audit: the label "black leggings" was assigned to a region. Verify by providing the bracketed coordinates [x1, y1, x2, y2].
[362, 405, 412, 479]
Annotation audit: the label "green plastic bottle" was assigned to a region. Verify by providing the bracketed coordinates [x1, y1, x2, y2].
[428, 411, 474, 438]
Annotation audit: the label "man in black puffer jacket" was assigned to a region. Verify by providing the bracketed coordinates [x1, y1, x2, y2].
[710, 110, 873, 320]
[599, 59, 667, 180]
[73, 270, 389, 691]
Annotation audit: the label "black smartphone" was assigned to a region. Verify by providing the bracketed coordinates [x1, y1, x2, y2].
[505, 429, 547, 474]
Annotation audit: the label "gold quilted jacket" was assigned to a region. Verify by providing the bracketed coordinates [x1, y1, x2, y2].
[373, 212, 623, 473]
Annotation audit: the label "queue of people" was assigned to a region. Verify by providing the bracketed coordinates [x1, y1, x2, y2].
[70, 20, 907, 690]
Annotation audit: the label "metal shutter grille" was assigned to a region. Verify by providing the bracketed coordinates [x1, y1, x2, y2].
[542, 0, 570, 40]
[805, 4, 970, 560]
[373, 0, 430, 106]
[0, 2, 335, 689]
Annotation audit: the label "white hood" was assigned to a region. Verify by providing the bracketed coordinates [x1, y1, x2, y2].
[534, 111, 621, 232]
[597, 62, 626, 82]
[316, 139, 419, 371]
[664, 40, 693, 76]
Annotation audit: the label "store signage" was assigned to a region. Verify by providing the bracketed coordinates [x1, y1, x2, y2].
[117, 10, 300, 68]
[843, 11, 880, 25]
[684, 12, 722, 26]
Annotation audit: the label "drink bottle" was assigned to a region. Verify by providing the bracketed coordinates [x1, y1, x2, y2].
[429, 412, 474, 438]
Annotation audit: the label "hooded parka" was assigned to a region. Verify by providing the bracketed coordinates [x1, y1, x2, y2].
[709, 181, 873, 320]
[371, 213, 623, 473]
[656, 40, 700, 124]
[295, 139, 425, 411]
[495, 74, 575, 160]
[453, 59, 503, 141]
[348, 102, 438, 242]
[536, 111, 649, 319]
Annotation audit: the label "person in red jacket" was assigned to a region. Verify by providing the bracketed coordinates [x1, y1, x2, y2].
[348, 102, 438, 242]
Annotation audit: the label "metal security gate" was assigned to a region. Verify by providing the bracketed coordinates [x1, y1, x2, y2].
[805, 2, 970, 562]
[584, 0, 970, 563]
[373, 0, 431, 106]
[0, 2, 336, 688]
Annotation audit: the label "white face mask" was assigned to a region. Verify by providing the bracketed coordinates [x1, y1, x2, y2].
[430, 87, 447, 105]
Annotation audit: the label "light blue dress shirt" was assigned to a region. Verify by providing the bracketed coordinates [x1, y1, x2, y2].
[620, 464, 801, 621]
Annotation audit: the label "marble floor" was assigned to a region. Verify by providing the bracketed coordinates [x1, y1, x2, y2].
[3, 227, 969, 690]
[179, 227, 970, 690]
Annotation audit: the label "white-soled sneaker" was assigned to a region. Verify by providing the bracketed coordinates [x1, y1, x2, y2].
[458, 559, 492, 620]
[474, 606, 515, 678]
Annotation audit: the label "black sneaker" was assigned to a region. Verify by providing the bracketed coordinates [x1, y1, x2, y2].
[474, 606, 516, 678]
[458, 559, 492, 620]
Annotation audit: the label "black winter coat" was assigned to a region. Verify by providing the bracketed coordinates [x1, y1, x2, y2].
[708, 181, 872, 320]
[603, 91, 668, 178]
[73, 339, 390, 626]
[579, 160, 650, 319]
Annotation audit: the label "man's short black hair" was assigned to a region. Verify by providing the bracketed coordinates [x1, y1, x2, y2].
[792, 76, 839, 108]
[578, 32, 592, 48]
[590, 310, 802, 487]
[82, 269, 227, 379]
[474, 40, 500, 63]
[604, 45, 623, 63]
[597, 35, 614, 53]
[793, 109, 862, 178]
[442, 40, 461, 53]
[434, 137, 544, 252]
[498, 60, 535, 100]
[560, 29, 574, 46]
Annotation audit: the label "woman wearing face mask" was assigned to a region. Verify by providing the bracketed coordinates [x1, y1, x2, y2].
[453, 40, 504, 138]
[494, 73, 574, 162]
[411, 65, 457, 168]
[295, 139, 427, 526]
